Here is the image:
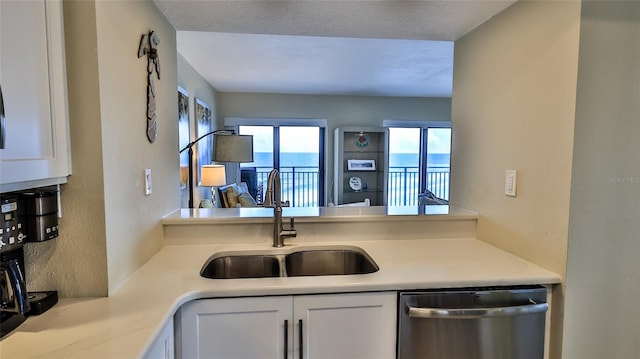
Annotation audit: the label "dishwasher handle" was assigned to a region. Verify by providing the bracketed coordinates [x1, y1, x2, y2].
[408, 302, 548, 319]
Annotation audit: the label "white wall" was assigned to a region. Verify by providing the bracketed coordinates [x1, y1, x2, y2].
[177, 53, 218, 207]
[450, 1, 582, 357]
[25, 0, 109, 297]
[217, 93, 451, 126]
[217, 92, 452, 203]
[95, 0, 178, 294]
[563, 2, 640, 358]
[25, 0, 179, 296]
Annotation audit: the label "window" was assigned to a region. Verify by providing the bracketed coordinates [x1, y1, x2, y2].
[423, 127, 451, 201]
[386, 122, 451, 206]
[234, 120, 326, 207]
[388, 128, 420, 206]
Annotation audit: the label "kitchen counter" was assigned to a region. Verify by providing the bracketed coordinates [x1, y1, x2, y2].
[162, 206, 481, 246]
[1, 236, 561, 358]
[162, 204, 473, 224]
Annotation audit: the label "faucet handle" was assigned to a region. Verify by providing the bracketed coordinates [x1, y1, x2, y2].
[284, 217, 297, 239]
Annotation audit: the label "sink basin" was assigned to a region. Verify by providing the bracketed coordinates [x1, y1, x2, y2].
[200, 246, 379, 279]
[285, 248, 379, 277]
[200, 254, 281, 279]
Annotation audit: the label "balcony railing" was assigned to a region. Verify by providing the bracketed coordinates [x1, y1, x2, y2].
[248, 165, 449, 207]
[254, 166, 320, 207]
[388, 166, 450, 206]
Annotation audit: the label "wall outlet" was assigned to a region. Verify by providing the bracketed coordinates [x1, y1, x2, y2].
[505, 170, 517, 196]
[144, 168, 152, 195]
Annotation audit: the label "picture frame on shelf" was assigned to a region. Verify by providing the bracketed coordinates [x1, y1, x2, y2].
[347, 159, 376, 171]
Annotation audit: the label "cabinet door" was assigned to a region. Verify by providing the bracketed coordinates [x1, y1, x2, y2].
[294, 292, 397, 359]
[143, 318, 175, 359]
[179, 297, 293, 359]
[0, 0, 70, 188]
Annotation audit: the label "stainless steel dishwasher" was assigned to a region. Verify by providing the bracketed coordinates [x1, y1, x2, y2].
[398, 286, 548, 359]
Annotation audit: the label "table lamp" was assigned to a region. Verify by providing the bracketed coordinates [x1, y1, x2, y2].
[213, 132, 254, 162]
[179, 130, 253, 208]
[200, 164, 226, 207]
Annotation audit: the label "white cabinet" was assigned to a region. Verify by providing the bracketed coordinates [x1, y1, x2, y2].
[294, 292, 397, 359]
[178, 296, 291, 359]
[143, 319, 175, 359]
[0, 0, 70, 192]
[178, 292, 397, 359]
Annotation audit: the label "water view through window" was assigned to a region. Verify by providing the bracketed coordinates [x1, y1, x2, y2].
[239, 125, 450, 207]
[425, 128, 451, 201]
[240, 126, 322, 207]
[388, 127, 451, 205]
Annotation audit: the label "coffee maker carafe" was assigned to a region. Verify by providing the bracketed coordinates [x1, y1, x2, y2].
[0, 195, 30, 338]
[1, 256, 29, 314]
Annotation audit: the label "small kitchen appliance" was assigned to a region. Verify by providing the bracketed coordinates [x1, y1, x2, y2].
[0, 195, 30, 338]
[21, 189, 59, 242]
[0, 191, 59, 338]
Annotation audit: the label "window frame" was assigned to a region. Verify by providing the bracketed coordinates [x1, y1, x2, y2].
[384, 120, 452, 202]
[226, 117, 327, 207]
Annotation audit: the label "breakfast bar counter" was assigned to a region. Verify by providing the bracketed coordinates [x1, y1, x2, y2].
[1, 207, 562, 358]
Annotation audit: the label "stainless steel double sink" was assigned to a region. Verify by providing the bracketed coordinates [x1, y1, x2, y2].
[200, 246, 379, 279]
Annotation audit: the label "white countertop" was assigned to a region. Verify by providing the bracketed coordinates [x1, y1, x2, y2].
[0, 237, 561, 358]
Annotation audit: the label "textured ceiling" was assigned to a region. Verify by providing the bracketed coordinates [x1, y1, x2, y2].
[155, 0, 516, 97]
[177, 32, 455, 97]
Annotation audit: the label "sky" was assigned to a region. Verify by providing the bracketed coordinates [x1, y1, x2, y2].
[389, 127, 452, 154]
[240, 126, 319, 153]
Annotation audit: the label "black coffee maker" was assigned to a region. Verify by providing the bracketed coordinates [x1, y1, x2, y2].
[0, 195, 30, 338]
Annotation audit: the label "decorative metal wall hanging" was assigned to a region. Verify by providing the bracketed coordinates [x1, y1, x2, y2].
[138, 30, 160, 143]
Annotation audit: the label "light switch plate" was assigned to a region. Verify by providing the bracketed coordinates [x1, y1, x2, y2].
[144, 168, 152, 195]
[505, 170, 517, 196]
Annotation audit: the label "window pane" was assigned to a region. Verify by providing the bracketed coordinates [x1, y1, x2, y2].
[388, 128, 420, 206]
[425, 128, 451, 201]
[239, 126, 273, 203]
[239, 126, 274, 169]
[279, 127, 320, 207]
[238, 125, 322, 207]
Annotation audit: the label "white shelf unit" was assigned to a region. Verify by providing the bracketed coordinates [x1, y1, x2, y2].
[334, 127, 389, 206]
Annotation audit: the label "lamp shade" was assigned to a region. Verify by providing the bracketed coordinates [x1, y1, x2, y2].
[200, 164, 226, 187]
[213, 133, 254, 162]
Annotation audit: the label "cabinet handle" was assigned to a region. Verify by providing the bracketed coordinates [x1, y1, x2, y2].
[283, 320, 288, 359]
[298, 319, 303, 359]
[0, 84, 5, 149]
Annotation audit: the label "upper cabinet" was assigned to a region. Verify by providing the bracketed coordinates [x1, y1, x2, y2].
[0, 0, 71, 192]
[334, 127, 389, 206]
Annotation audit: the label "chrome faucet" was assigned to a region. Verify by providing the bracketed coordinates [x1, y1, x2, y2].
[264, 169, 297, 247]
